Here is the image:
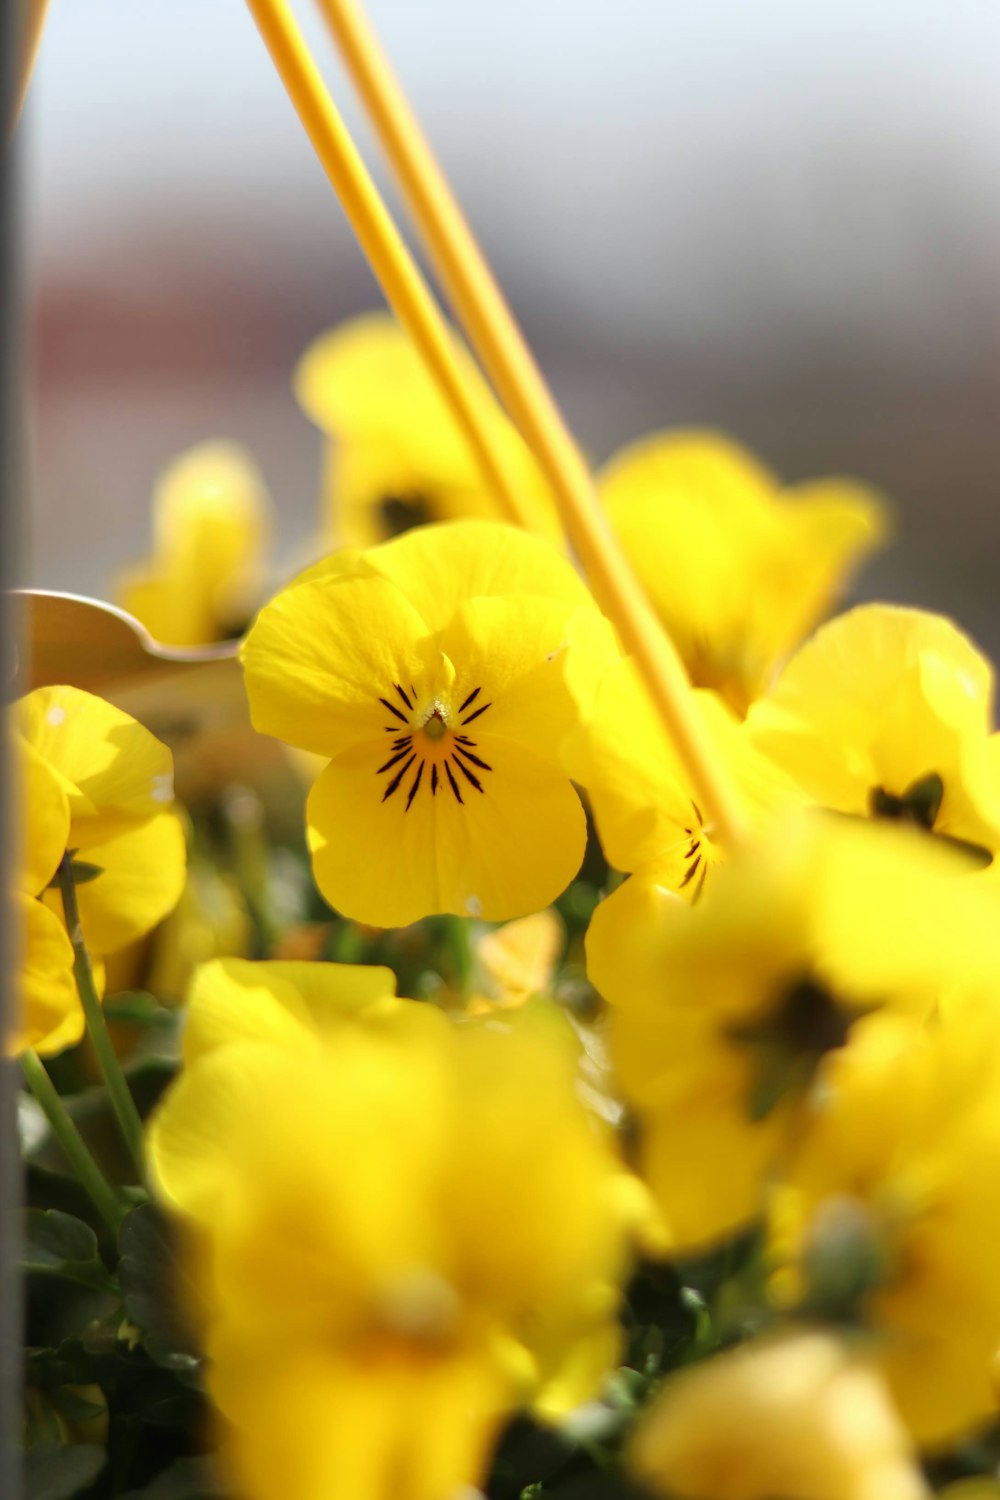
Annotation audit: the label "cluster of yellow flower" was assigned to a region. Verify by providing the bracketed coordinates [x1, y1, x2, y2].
[15, 314, 1000, 1500]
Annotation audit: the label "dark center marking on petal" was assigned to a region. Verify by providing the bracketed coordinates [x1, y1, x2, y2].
[377, 746, 413, 774]
[458, 686, 481, 714]
[455, 744, 492, 772]
[452, 754, 484, 794]
[379, 696, 409, 726]
[405, 761, 424, 811]
[461, 701, 492, 726]
[394, 683, 414, 711]
[382, 754, 416, 801]
[431, 764, 439, 796]
[444, 761, 464, 804]
[678, 853, 702, 890]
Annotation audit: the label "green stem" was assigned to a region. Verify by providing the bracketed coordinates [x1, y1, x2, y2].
[57, 856, 146, 1182]
[21, 1049, 124, 1232]
[442, 914, 474, 998]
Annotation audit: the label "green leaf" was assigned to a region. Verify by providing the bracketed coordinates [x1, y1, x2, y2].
[21, 1211, 117, 1293]
[46, 1386, 106, 1423]
[119, 1455, 230, 1499]
[24, 1443, 106, 1500]
[103, 993, 176, 1028]
[118, 1205, 202, 1375]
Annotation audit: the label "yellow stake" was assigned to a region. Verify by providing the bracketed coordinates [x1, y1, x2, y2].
[10, 0, 50, 136]
[243, 0, 535, 534]
[304, 0, 748, 845]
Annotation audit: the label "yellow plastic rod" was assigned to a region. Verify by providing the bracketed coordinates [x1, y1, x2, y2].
[313, 0, 749, 846]
[243, 0, 536, 533]
[10, 0, 50, 135]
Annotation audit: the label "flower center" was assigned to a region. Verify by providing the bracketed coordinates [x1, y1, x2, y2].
[375, 681, 494, 809]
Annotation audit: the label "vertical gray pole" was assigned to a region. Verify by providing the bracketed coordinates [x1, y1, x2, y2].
[1, 1, 26, 1495]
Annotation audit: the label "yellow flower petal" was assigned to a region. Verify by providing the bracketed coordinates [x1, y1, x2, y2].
[49, 810, 187, 958]
[16, 686, 176, 840]
[307, 736, 585, 926]
[117, 440, 272, 647]
[600, 429, 886, 712]
[11, 893, 81, 1058]
[746, 604, 1000, 862]
[628, 1330, 928, 1500]
[17, 735, 70, 897]
[181, 955, 416, 1064]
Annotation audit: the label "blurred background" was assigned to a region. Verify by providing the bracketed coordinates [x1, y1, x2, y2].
[22, 0, 1000, 653]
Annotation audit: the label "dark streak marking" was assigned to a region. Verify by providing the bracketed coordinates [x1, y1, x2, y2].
[678, 854, 702, 891]
[455, 744, 492, 772]
[458, 686, 481, 713]
[452, 754, 484, 793]
[394, 683, 413, 711]
[379, 697, 409, 725]
[444, 762, 464, 804]
[462, 702, 492, 726]
[377, 747, 412, 774]
[405, 761, 424, 810]
[382, 754, 416, 801]
[431, 764, 439, 796]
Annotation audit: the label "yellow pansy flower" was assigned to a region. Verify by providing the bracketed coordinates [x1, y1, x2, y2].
[599, 430, 887, 714]
[117, 440, 272, 646]
[14, 686, 186, 966]
[768, 1008, 1000, 1447]
[241, 520, 603, 927]
[10, 735, 79, 1056]
[586, 815, 1000, 1252]
[627, 1330, 929, 1500]
[564, 651, 800, 896]
[295, 312, 557, 547]
[148, 960, 630, 1500]
[745, 604, 1000, 866]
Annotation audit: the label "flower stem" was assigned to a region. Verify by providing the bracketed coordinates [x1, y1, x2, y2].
[247, 0, 749, 849]
[56, 857, 146, 1182]
[20, 1049, 124, 1233]
[242, 0, 534, 534]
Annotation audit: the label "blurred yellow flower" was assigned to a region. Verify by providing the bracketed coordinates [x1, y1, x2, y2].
[746, 604, 1000, 867]
[149, 960, 630, 1500]
[599, 430, 887, 714]
[586, 815, 1000, 1251]
[241, 520, 603, 926]
[465, 908, 565, 1014]
[627, 1330, 929, 1500]
[117, 440, 272, 646]
[295, 312, 557, 547]
[9, 735, 79, 1056]
[14, 686, 186, 966]
[769, 1008, 1000, 1447]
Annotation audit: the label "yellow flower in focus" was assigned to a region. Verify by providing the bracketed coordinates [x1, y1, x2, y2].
[599, 430, 887, 714]
[117, 441, 272, 646]
[14, 686, 186, 967]
[9, 735, 79, 1056]
[148, 960, 630, 1500]
[586, 815, 1000, 1251]
[768, 1009, 1000, 1446]
[745, 604, 1000, 867]
[627, 1330, 929, 1500]
[241, 520, 603, 926]
[295, 313, 557, 547]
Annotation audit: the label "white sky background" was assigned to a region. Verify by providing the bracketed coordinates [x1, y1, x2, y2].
[22, 0, 1000, 642]
[27, 0, 1000, 354]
